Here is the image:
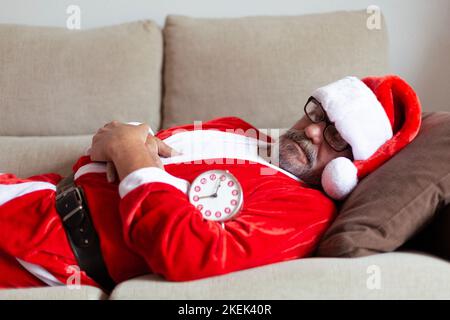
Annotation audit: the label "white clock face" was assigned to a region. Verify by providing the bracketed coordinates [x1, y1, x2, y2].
[189, 170, 243, 222]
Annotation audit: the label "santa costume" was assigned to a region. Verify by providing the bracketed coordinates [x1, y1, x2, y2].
[0, 75, 421, 291]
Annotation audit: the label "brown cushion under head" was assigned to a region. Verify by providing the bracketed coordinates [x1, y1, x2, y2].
[401, 203, 450, 260]
[316, 112, 450, 257]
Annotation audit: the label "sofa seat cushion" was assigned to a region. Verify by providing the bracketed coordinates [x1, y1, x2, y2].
[0, 285, 107, 300]
[109, 251, 450, 300]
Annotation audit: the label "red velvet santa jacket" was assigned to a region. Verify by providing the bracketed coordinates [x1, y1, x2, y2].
[1, 116, 337, 285]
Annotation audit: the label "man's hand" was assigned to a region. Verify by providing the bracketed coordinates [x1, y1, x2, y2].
[90, 121, 180, 182]
[105, 133, 181, 182]
[90, 121, 150, 162]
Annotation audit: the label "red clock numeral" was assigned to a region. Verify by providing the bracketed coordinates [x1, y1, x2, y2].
[210, 174, 216, 180]
[224, 207, 231, 214]
[232, 190, 238, 196]
[215, 211, 222, 218]
[200, 178, 207, 184]
[194, 186, 201, 192]
[227, 181, 234, 187]
[205, 210, 211, 217]
[197, 204, 203, 211]
[231, 199, 237, 206]
[220, 175, 226, 181]
[193, 195, 199, 202]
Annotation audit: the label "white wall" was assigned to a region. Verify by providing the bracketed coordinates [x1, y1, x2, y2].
[1, 0, 449, 111]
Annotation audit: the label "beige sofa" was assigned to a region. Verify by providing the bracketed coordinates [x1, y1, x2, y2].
[1, 10, 449, 300]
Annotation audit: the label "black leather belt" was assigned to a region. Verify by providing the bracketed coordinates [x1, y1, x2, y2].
[55, 173, 115, 293]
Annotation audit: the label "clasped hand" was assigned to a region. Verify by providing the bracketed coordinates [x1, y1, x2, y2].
[89, 121, 180, 182]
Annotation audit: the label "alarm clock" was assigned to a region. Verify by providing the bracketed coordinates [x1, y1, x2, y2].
[188, 170, 243, 222]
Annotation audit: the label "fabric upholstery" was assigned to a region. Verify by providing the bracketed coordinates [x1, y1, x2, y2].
[0, 285, 107, 300]
[162, 10, 389, 129]
[108, 251, 450, 300]
[0, 135, 91, 178]
[0, 21, 163, 135]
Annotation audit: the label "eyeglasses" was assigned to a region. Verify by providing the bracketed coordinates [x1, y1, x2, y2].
[303, 96, 350, 152]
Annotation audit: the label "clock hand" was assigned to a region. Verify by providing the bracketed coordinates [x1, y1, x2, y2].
[197, 179, 222, 199]
[198, 193, 217, 199]
[213, 180, 222, 194]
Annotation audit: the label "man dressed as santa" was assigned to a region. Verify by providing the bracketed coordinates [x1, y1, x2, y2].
[0, 75, 421, 292]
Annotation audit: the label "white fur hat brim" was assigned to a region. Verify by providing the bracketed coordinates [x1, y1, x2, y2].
[312, 76, 393, 160]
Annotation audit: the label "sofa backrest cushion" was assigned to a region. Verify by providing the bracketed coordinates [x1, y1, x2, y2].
[162, 11, 389, 129]
[0, 21, 162, 136]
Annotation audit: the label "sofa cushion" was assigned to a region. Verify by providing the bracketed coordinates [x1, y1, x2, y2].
[0, 21, 162, 136]
[316, 112, 450, 257]
[109, 252, 450, 299]
[162, 11, 389, 129]
[0, 135, 91, 178]
[0, 285, 107, 300]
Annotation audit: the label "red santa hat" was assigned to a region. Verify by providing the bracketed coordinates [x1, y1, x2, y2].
[314, 75, 422, 200]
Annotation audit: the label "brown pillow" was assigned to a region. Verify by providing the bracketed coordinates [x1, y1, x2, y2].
[400, 203, 450, 260]
[316, 112, 450, 257]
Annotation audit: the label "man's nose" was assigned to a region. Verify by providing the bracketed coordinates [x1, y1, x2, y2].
[304, 122, 326, 145]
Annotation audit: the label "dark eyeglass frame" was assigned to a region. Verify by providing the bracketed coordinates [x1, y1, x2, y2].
[303, 96, 351, 152]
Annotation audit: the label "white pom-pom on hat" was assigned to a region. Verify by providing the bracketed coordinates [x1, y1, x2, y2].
[321, 157, 358, 200]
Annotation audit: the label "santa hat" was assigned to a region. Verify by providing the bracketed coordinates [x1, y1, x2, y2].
[314, 75, 421, 200]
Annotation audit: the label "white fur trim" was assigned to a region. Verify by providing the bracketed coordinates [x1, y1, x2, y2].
[321, 157, 358, 200]
[16, 258, 63, 287]
[119, 167, 190, 198]
[74, 162, 107, 180]
[312, 76, 393, 160]
[0, 181, 56, 206]
[162, 130, 301, 181]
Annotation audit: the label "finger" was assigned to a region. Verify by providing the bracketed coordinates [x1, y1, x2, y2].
[106, 161, 117, 183]
[155, 137, 181, 158]
[104, 120, 120, 128]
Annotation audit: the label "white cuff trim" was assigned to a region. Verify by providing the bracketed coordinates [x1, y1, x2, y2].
[119, 167, 190, 198]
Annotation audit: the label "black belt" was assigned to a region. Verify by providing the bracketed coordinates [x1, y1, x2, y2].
[55, 173, 115, 293]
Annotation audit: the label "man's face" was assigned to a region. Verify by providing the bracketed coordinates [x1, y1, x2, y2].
[278, 115, 353, 186]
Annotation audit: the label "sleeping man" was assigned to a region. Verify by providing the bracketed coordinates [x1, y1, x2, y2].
[0, 75, 421, 292]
